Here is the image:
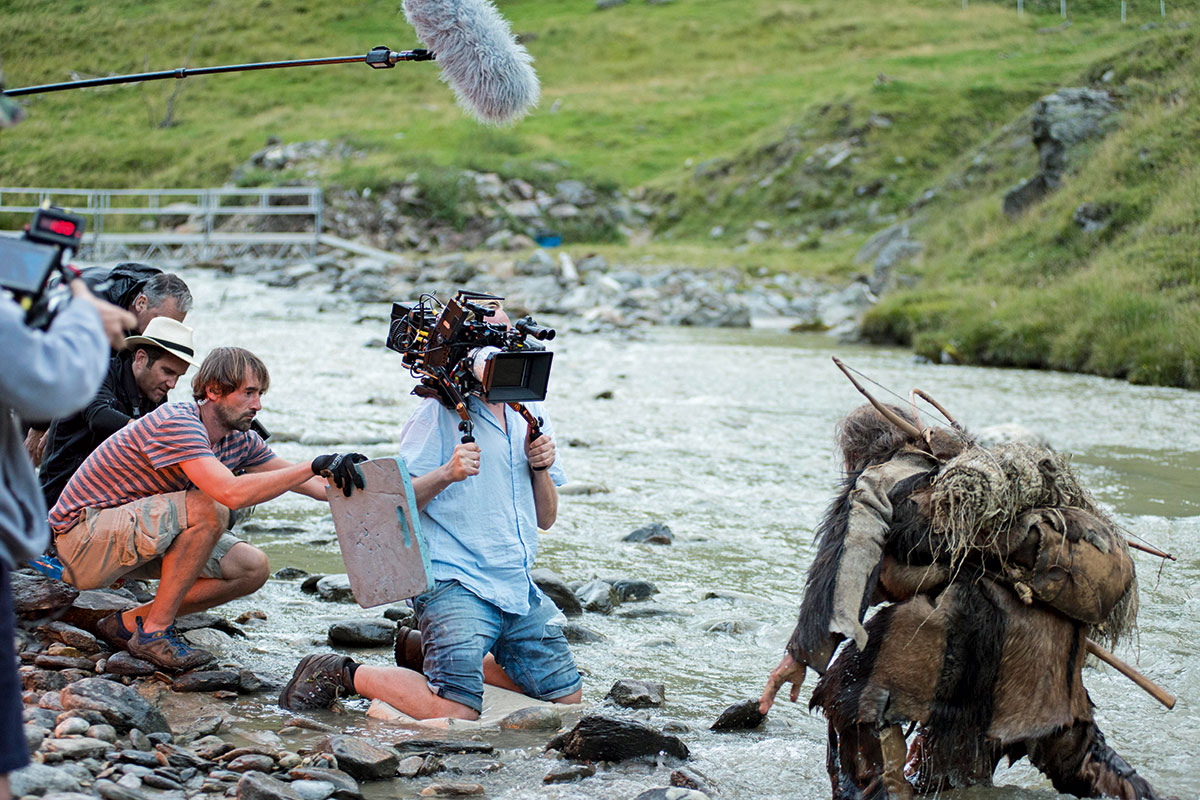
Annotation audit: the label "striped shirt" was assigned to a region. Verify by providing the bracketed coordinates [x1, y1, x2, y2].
[48, 402, 274, 535]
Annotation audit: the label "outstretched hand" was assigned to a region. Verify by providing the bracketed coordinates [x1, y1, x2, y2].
[312, 452, 368, 497]
[759, 652, 807, 716]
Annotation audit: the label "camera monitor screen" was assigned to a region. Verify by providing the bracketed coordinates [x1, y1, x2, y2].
[481, 350, 553, 403]
[0, 237, 58, 296]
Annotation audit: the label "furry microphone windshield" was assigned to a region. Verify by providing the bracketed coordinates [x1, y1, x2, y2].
[402, 0, 540, 125]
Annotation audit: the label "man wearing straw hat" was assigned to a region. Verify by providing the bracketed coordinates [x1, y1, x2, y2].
[39, 317, 199, 508]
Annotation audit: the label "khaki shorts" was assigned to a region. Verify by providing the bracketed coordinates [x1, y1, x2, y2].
[56, 491, 241, 591]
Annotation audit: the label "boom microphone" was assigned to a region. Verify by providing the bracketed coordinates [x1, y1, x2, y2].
[402, 0, 540, 125]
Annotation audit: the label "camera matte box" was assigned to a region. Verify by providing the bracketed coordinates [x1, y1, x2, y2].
[326, 457, 432, 608]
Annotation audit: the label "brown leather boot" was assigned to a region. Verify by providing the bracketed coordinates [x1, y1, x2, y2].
[394, 625, 425, 674]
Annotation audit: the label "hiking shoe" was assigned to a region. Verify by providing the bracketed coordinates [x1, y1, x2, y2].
[127, 620, 214, 672]
[394, 625, 425, 675]
[95, 613, 134, 650]
[279, 653, 355, 711]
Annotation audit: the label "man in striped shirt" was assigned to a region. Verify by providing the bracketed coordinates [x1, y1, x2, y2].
[48, 347, 365, 671]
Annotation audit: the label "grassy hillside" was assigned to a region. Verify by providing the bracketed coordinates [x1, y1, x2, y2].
[2, 0, 1198, 386]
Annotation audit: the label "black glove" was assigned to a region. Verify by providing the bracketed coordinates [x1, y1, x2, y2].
[312, 453, 368, 497]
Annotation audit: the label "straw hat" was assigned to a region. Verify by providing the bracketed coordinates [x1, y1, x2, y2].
[124, 317, 201, 369]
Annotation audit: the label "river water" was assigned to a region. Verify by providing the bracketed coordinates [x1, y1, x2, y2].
[165, 269, 1199, 800]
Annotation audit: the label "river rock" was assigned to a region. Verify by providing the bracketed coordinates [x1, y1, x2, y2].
[498, 706, 562, 731]
[289, 780, 336, 800]
[105, 652, 156, 677]
[543, 761, 596, 783]
[59, 589, 137, 630]
[228, 754, 277, 773]
[40, 621, 102, 654]
[606, 679, 666, 708]
[94, 779, 148, 800]
[11, 572, 79, 613]
[274, 567, 309, 580]
[35, 654, 96, 671]
[575, 579, 619, 615]
[418, 784, 484, 798]
[55, 716, 91, 736]
[317, 736, 398, 781]
[43, 736, 111, 760]
[87, 723, 117, 743]
[612, 579, 658, 602]
[22, 668, 68, 692]
[561, 623, 605, 643]
[9, 763, 84, 796]
[328, 619, 394, 647]
[382, 605, 417, 625]
[316, 575, 356, 602]
[394, 740, 495, 756]
[60, 678, 171, 734]
[172, 670, 241, 693]
[623, 523, 673, 544]
[237, 772, 303, 800]
[301, 575, 326, 593]
[287, 768, 362, 799]
[551, 715, 689, 762]
[711, 699, 766, 731]
[634, 789, 710, 800]
[531, 568, 582, 616]
[26, 722, 49, 751]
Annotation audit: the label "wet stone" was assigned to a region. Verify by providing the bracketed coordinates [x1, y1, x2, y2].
[172, 670, 241, 693]
[289, 780, 336, 800]
[60, 677, 171, 734]
[95, 778, 149, 800]
[622, 522, 674, 545]
[117, 749, 161, 768]
[227, 754, 277, 773]
[9, 762, 84, 796]
[88, 723, 118, 743]
[41, 621, 102, 654]
[382, 605, 416, 625]
[235, 610, 268, 624]
[59, 589, 137, 630]
[43, 736, 111, 760]
[498, 706, 562, 731]
[543, 762, 596, 784]
[552, 715, 689, 762]
[11, 572, 80, 613]
[561, 623, 605, 644]
[317, 736, 397, 781]
[23, 667, 68, 692]
[574, 579, 618, 615]
[129, 729, 152, 751]
[105, 652, 156, 677]
[394, 741, 494, 756]
[287, 767, 362, 799]
[418, 784, 484, 798]
[141, 772, 183, 790]
[327, 620, 394, 647]
[613, 579, 659, 602]
[531, 568, 582, 617]
[300, 574, 326, 594]
[239, 669, 265, 693]
[315, 575, 355, 602]
[184, 715, 224, 738]
[37, 654, 97, 671]
[442, 756, 499, 775]
[606, 678, 666, 709]
[237, 772, 303, 800]
[710, 699, 766, 731]
[634, 789, 710, 800]
[274, 566, 309, 580]
[55, 716, 91, 736]
[395, 756, 425, 779]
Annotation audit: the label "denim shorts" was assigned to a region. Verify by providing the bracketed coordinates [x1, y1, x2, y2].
[413, 579, 581, 713]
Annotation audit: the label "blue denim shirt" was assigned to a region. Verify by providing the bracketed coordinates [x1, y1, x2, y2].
[397, 396, 566, 615]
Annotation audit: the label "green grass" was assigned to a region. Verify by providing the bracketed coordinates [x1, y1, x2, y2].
[2, 0, 1199, 385]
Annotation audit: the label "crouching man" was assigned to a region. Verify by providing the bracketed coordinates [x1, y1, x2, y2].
[48, 347, 364, 671]
[281, 305, 581, 719]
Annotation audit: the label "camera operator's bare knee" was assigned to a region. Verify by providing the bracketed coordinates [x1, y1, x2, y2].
[184, 490, 229, 538]
[221, 542, 269, 592]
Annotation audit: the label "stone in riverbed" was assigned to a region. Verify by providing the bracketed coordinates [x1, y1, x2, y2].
[25, 722, 49, 751]
[551, 715, 688, 762]
[561, 623, 605, 644]
[40, 621, 102, 654]
[498, 706, 562, 731]
[22, 667, 68, 692]
[290, 780, 336, 800]
[317, 736, 398, 781]
[622, 522, 673, 545]
[634, 789, 710, 800]
[237, 771, 303, 800]
[42, 736, 112, 760]
[612, 579, 659, 602]
[11, 572, 79, 613]
[94, 779, 148, 800]
[172, 670, 241, 693]
[315, 575, 355, 602]
[9, 762, 84, 796]
[418, 784, 484, 798]
[606, 678, 666, 709]
[35, 654, 97, 671]
[574, 579, 618, 614]
[55, 716, 91, 736]
[710, 698, 766, 731]
[59, 589, 137, 630]
[327, 620, 394, 647]
[287, 767, 362, 799]
[228, 754, 277, 773]
[382, 605, 416, 625]
[59, 678, 171, 734]
[531, 568, 582, 617]
[543, 762, 596, 783]
[104, 652, 156, 677]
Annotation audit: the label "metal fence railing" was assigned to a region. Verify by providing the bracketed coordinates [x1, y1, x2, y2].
[0, 186, 323, 263]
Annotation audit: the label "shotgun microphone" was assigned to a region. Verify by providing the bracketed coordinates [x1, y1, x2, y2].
[401, 0, 540, 125]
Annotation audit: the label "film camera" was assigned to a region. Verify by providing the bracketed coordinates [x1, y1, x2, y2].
[0, 205, 86, 329]
[386, 290, 555, 444]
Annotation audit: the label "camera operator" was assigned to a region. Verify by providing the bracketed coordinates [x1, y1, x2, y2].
[281, 302, 580, 720]
[1, 277, 134, 800]
[24, 267, 192, 468]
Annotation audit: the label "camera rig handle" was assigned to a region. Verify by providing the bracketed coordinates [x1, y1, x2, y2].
[430, 369, 475, 444]
[508, 402, 548, 472]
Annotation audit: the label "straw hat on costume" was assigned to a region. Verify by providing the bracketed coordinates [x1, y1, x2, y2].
[124, 317, 201, 369]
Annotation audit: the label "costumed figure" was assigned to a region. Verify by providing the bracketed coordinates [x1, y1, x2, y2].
[760, 364, 1170, 800]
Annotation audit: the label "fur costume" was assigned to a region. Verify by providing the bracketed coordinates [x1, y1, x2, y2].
[785, 404, 1162, 800]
